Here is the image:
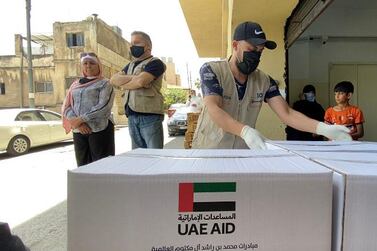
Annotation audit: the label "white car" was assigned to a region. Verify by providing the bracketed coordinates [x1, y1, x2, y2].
[0, 108, 72, 156]
[167, 107, 189, 136]
[167, 103, 186, 118]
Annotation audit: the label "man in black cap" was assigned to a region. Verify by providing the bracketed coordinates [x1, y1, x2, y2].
[192, 21, 352, 149]
[286, 84, 325, 141]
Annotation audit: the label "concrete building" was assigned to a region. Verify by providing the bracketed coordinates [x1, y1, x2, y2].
[180, 0, 377, 141]
[161, 57, 181, 88]
[0, 15, 131, 124]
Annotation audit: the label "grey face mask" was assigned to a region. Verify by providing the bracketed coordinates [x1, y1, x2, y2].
[304, 92, 315, 102]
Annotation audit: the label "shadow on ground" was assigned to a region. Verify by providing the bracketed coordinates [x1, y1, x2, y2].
[164, 135, 185, 149]
[0, 141, 73, 160]
[12, 201, 67, 251]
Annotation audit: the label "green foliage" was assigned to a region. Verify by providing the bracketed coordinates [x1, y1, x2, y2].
[162, 87, 188, 110]
[194, 78, 201, 90]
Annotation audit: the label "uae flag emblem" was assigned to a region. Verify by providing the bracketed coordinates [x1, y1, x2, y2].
[178, 182, 236, 212]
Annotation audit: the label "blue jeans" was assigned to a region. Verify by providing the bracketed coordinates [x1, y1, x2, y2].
[128, 114, 164, 149]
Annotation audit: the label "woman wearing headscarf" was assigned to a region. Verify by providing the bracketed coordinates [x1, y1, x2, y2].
[62, 52, 115, 166]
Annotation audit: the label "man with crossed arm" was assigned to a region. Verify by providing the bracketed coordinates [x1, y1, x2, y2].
[110, 31, 166, 149]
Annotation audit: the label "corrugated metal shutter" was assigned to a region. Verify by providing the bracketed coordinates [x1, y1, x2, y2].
[285, 0, 334, 48]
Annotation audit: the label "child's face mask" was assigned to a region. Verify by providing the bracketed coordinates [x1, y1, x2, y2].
[304, 92, 315, 102]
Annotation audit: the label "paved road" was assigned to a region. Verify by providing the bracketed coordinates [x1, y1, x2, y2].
[0, 124, 184, 251]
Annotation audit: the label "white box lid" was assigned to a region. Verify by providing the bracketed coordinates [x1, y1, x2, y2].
[70, 149, 331, 176]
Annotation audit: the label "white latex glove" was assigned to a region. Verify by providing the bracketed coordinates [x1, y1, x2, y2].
[240, 125, 267, 150]
[316, 122, 352, 141]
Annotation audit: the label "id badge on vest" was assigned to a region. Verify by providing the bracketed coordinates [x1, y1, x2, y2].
[248, 91, 264, 108]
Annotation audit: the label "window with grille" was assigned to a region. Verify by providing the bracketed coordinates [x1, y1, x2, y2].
[0, 83, 5, 95]
[66, 33, 84, 47]
[35, 82, 53, 93]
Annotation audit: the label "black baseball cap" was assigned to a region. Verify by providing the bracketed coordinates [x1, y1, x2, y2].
[233, 22, 277, 50]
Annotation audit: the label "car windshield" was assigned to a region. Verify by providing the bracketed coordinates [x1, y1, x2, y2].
[170, 103, 185, 109]
[172, 107, 189, 118]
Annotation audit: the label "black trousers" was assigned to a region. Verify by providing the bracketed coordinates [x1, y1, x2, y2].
[73, 121, 115, 167]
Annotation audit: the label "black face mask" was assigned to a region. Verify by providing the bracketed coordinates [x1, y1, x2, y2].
[236, 50, 261, 75]
[130, 45, 145, 58]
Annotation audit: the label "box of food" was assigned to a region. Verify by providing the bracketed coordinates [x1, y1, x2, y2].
[309, 158, 377, 251]
[68, 149, 332, 251]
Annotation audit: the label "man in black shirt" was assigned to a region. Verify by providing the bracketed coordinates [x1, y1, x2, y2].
[110, 31, 166, 149]
[286, 84, 325, 141]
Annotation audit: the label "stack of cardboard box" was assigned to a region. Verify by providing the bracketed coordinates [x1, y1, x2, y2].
[68, 149, 333, 251]
[184, 112, 200, 149]
[67, 142, 377, 251]
[268, 141, 377, 251]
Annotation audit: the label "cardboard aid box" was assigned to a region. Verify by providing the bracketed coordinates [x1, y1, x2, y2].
[267, 141, 377, 250]
[310, 159, 377, 251]
[268, 141, 377, 163]
[264, 141, 377, 162]
[68, 149, 332, 251]
[267, 141, 377, 153]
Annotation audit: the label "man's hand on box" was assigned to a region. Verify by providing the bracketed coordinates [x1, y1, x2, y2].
[240, 125, 267, 150]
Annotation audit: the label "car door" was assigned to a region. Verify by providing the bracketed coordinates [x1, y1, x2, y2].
[38, 110, 69, 142]
[15, 111, 49, 146]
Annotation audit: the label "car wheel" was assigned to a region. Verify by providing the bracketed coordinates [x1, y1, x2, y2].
[7, 135, 30, 156]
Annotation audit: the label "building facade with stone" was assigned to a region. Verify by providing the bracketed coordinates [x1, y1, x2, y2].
[0, 15, 131, 124]
[161, 57, 181, 88]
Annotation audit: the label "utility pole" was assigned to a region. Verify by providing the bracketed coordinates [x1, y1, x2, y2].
[26, 0, 35, 107]
[189, 70, 192, 90]
[19, 37, 24, 108]
[186, 62, 191, 90]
